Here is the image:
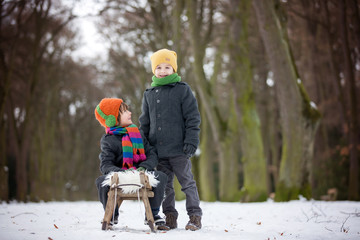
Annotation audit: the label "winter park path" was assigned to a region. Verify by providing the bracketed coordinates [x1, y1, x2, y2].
[1, 199, 360, 240]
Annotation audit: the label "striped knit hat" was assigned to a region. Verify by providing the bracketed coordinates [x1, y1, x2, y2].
[94, 98, 123, 128]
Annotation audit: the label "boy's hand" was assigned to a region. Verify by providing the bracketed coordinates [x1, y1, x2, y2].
[183, 144, 196, 158]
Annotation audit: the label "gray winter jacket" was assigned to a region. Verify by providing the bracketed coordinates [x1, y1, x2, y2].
[139, 81, 201, 158]
[98, 132, 158, 175]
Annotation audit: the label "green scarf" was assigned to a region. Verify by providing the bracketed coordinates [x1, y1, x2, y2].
[151, 73, 181, 87]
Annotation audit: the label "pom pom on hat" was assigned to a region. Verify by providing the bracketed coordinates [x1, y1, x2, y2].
[150, 49, 177, 74]
[95, 98, 123, 128]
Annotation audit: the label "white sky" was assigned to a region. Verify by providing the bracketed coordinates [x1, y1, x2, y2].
[63, 0, 108, 60]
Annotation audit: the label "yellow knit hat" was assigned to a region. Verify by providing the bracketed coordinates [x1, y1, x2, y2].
[150, 49, 177, 74]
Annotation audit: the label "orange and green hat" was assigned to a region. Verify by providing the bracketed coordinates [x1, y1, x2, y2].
[94, 98, 123, 128]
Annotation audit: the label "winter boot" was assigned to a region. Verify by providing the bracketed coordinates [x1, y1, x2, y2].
[165, 213, 178, 229]
[109, 214, 119, 225]
[154, 215, 170, 231]
[145, 215, 170, 231]
[185, 215, 201, 231]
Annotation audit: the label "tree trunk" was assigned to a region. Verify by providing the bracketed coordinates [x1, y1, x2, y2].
[339, 0, 359, 200]
[218, 96, 241, 201]
[253, 0, 320, 201]
[0, 121, 8, 201]
[0, 70, 10, 201]
[8, 99, 30, 201]
[186, 0, 244, 201]
[229, 0, 267, 201]
[186, 0, 227, 200]
[198, 110, 217, 201]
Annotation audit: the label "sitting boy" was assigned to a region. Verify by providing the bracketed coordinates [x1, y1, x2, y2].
[94, 98, 168, 230]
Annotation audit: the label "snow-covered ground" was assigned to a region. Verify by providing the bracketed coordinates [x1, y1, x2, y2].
[1, 199, 359, 240]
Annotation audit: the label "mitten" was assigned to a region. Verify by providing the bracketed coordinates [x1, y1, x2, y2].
[137, 167, 146, 172]
[183, 144, 196, 158]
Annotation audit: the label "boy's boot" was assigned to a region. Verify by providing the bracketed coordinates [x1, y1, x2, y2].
[145, 208, 170, 231]
[110, 214, 118, 225]
[153, 215, 170, 231]
[185, 215, 201, 231]
[165, 213, 178, 229]
[109, 208, 119, 225]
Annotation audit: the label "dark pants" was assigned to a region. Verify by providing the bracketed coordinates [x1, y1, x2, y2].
[157, 155, 202, 218]
[95, 170, 167, 217]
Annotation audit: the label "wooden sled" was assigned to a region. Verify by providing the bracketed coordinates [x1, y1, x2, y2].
[101, 171, 156, 232]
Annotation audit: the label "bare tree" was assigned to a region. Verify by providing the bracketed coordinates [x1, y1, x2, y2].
[253, 0, 321, 201]
[1, 0, 75, 201]
[338, 0, 359, 200]
[226, 0, 268, 201]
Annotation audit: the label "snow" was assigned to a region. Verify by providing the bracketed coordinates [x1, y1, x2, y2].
[1, 199, 360, 240]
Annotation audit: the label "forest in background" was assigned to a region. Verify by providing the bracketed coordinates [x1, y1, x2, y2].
[0, 0, 359, 202]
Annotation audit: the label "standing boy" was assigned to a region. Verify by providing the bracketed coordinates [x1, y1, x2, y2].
[139, 49, 202, 231]
[94, 98, 168, 230]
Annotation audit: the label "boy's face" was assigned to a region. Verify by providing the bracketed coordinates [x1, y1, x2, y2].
[118, 109, 132, 127]
[154, 63, 174, 78]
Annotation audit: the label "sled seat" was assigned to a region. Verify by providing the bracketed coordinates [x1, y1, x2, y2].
[101, 171, 156, 232]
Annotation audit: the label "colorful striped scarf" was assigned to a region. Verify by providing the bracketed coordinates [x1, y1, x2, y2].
[106, 124, 146, 170]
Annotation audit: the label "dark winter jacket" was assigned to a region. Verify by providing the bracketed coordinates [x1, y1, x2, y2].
[98, 131, 158, 175]
[139, 81, 201, 158]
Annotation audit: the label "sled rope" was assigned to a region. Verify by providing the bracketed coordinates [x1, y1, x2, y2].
[137, 188, 144, 220]
[111, 183, 144, 225]
[112, 187, 117, 225]
[116, 183, 143, 217]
